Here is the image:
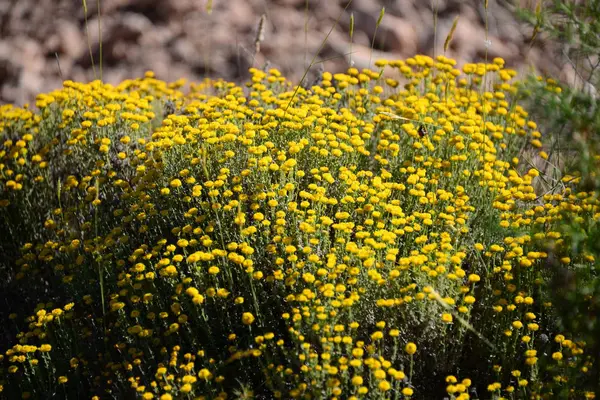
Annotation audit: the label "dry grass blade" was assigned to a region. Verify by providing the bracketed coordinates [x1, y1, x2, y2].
[283, 0, 354, 114]
[431, 0, 439, 57]
[255, 14, 266, 54]
[349, 12, 355, 66]
[379, 111, 443, 129]
[444, 16, 459, 53]
[429, 288, 495, 350]
[82, 0, 96, 79]
[55, 53, 63, 80]
[529, 0, 543, 46]
[376, 6, 385, 26]
[304, 0, 309, 69]
[379, 112, 412, 121]
[369, 7, 386, 67]
[97, 0, 103, 81]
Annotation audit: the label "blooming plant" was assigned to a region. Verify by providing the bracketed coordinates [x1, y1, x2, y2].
[0, 55, 597, 399]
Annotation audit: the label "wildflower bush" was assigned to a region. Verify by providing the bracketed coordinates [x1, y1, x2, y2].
[0, 55, 598, 399]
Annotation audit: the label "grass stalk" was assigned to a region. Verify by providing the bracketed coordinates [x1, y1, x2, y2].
[432, 0, 439, 57]
[444, 16, 459, 54]
[369, 7, 386, 68]
[349, 12, 355, 67]
[304, 0, 309, 69]
[96, 0, 103, 81]
[283, 0, 354, 114]
[82, 0, 96, 79]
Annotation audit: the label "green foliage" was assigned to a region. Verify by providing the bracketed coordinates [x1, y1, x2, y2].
[517, 0, 600, 388]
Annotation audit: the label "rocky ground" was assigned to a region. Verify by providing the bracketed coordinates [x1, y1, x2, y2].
[0, 0, 567, 105]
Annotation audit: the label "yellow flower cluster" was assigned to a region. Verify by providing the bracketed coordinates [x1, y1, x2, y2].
[0, 56, 597, 399]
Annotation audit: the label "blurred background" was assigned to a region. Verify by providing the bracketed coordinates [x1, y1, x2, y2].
[0, 0, 569, 105]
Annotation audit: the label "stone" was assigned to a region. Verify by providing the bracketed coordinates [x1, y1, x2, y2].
[0, 0, 573, 105]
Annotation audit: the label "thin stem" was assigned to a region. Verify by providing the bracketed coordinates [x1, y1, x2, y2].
[283, 0, 355, 115]
[97, 0, 103, 81]
[304, 0, 309, 70]
[82, 0, 96, 79]
[432, 0, 439, 58]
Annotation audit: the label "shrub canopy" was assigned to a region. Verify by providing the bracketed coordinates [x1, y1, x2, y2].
[0, 56, 598, 399]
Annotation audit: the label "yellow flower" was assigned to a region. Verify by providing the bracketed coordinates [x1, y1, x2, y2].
[39, 344, 52, 352]
[512, 321, 523, 329]
[441, 313, 453, 323]
[198, 368, 213, 380]
[378, 380, 391, 391]
[180, 383, 192, 393]
[527, 323, 539, 331]
[405, 342, 417, 355]
[110, 302, 125, 312]
[352, 348, 364, 358]
[242, 312, 255, 325]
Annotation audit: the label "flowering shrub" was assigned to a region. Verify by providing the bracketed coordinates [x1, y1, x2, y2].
[0, 55, 597, 399]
